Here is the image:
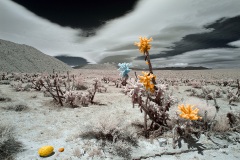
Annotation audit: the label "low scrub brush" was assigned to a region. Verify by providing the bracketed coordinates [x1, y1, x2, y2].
[0, 125, 24, 160]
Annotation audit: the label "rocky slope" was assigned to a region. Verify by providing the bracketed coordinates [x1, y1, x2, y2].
[0, 39, 72, 73]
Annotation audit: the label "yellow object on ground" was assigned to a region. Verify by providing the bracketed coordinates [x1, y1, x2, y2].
[58, 147, 64, 152]
[38, 145, 54, 157]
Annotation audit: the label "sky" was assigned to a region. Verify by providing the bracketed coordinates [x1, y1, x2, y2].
[0, 0, 240, 68]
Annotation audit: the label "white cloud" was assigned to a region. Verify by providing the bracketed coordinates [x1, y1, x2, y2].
[228, 40, 240, 48]
[0, 0, 95, 63]
[1, 0, 240, 66]
[145, 48, 240, 68]
[87, 0, 240, 62]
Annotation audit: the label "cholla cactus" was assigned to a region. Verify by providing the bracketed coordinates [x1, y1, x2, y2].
[191, 81, 202, 89]
[118, 63, 131, 86]
[64, 91, 77, 107]
[118, 63, 131, 78]
[88, 78, 106, 103]
[128, 37, 177, 137]
[31, 77, 44, 91]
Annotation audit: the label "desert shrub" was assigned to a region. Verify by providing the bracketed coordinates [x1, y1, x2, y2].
[0, 96, 11, 102]
[80, 116, 137, 159]
[74, 77, 88, 90]
[212, 115, 230, 132]
[2, 103, 29, 112]
[0, 80, 10, 85]
[75, 84, 88, 90]
[191, 81, 202, 89]
[13, 74, 22, 81]
[0, 125, 24, 160]
[227, 112, 240, 131]
[110, 141, 132, 159]
[88, 147, 103, 158]
[72, 147, 83, 158]
[22, 84, 32, 91]
[10, 82, 32, 92]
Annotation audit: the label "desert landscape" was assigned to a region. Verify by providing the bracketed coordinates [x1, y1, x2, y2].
[1, 66, 240, 160]
[1, 0, 240, 159]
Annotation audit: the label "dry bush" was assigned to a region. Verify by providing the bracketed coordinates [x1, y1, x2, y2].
[72, 147, 83, 158]
[0, 80, 10, 85]
[110, 141, 132, 159]
[0, 96, 11, 102]
[0, 125, 24, 160]
[81, 121, 137, 146]
[0, 90, 11, 102]
[88, 147, 102, 158]
[191, 81, 202, 89]
[212, 115, 230, 132]
[80, 115, 137, 159]
[74, 77, 88, 90]
[2, 103, 29, 112]
[227, 112, 240, 131]
[76, 84, 88, 90]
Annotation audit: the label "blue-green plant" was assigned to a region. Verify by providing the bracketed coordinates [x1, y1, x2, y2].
[118, 63, 131, 86]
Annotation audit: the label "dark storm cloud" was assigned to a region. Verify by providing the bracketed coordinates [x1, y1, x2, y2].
[2, 0, 240, 68]
[143, 48, 240, 69]
[11, 0, 139, 31]
[136, 16, 240, 60]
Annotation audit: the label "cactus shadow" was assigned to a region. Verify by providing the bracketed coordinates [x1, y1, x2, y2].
[177, 136, 206, 155]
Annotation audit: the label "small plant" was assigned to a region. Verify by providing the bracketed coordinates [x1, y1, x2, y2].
[0, 80, 10, 85]
[74, 77, 88, 90]
[227, 112, 240, 131]
[80, 115, 137, 159]
[0, 125, 24, 160]
[72, 147, 82, 158]
[0, 96, 11, 102]
[171, 104, 203, 148]
[117, 62, 131, 86]
[2, 103, 29, 112]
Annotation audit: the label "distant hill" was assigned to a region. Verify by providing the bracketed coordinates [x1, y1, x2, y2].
[55, 55, 88, 68]
[0, 39, 72, 73]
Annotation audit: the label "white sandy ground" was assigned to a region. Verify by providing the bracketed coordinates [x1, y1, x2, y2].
[0, 69, 240, 160]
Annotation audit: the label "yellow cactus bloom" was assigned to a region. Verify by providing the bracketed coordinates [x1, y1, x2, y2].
[178, 104, 202, 120]
[38, 146, 54, 157]
[134, 37, 153, 54]
[138, 71, 156, 92]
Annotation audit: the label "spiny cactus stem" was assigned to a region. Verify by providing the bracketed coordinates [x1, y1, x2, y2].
[55, 85, 63, 106]
[134, 72, 138, 82]
[144, 94, 149, 136]
[145, 51, 157, 87]
[145, 51, 153, 74]
[236, 79, 240, 96]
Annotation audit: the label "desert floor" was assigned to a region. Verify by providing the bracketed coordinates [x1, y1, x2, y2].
[1, 69, 240, 160]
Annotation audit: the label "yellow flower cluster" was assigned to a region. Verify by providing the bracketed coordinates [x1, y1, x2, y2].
[138, 72, 156, 92]
[134, 37, 153, 54]
[178, 104, 202, 120]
